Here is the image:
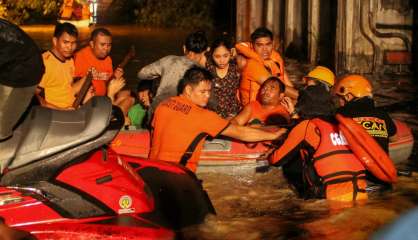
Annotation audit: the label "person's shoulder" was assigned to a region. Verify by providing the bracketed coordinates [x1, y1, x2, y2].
[244, 58, 264, 73]
[74, 46, 88, 56]
[156, 95, 178, 109]
[159, 55, 180, 62]
[42, 51, 65, 65]
[271, 50, 284, 64]
[196, 106, 223, 120]
[294, 119, 311, 129]
[42, 50, 52, 60]
[166, 55, 193, 65]
[144, 55, 178, 68]
[78, 45, 90, 54]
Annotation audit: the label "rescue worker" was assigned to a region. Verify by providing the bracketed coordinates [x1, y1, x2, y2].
[269, 85, 368, 202]
[150, 66, 287, 172]
[334, 74, 397, 190]
[281, 66, 336, 120]
[334, 75, 397, 152]
[235, 27, 297, 105]
[303, 66, 335, 91]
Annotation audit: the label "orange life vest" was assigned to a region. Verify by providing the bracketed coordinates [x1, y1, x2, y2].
[336, 114, 397, 183]
[235, 42, 285, 105]
[248, 101, 290, 125]
[305, 118, 368, 201]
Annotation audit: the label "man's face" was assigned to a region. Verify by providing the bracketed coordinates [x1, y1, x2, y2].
[53, 32, 77, 59]
[253, 37, 273, 60]
[186, 81, 211, 107]
[90, 33, 112, 59]
[259, 80, 282, 105]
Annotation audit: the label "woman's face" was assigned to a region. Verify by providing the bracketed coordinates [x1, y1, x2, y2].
[212, 45, 231, 70]
[138, 89, 151, 107]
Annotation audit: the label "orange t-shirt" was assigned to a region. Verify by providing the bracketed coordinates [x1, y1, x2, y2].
[74, 46, 113, 96]
[248, 101, 290, 124]
[39, 51, 75, 108]
[150, 96, 230, 172]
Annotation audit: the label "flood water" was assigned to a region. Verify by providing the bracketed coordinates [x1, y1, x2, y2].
[23, 24, 418, 240]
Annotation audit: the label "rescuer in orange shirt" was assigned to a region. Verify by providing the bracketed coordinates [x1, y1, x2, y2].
[269, 85, 368, 202]
[150, 66, 287, 172]
[235, 27, 297, 105]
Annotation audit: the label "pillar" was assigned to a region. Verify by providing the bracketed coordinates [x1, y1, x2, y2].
[307, 0, 320, 63]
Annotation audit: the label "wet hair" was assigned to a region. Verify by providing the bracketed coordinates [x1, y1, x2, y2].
[90, 27, 112, 41]
[136, 80, 153, 93]
[296, 85, 336, 119]
[53, 22, 78, 38]
[250, 27, 273, 42]
[262, 76, 285, 93]
[209, 34, 234, 55]
[177, 66, 213, 94]
[184, 31, 208, 53]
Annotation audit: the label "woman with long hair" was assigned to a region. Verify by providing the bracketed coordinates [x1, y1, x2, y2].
[206, 34, 241, 119]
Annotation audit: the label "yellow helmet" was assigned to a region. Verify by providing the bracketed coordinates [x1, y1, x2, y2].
[334, 75, 373, 98]
[304, 66, 335, 87]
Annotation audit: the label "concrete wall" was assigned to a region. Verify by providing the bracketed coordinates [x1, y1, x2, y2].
[236, 0, 283, 49]
[96, 0, 113, 23]
[235, 0, 413, 74]
[336, 0, 412, 74]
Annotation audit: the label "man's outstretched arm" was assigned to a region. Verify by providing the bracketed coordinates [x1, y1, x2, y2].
[221, 124, 287, 142]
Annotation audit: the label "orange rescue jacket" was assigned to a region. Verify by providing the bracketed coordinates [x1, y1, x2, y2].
[309, 119, 367, 201]
[270, 118, 368, 201]
[235, 42, 285, 105]
[248, 101, 290, 124]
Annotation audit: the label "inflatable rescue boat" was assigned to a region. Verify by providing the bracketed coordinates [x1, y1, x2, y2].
[110, 119, 413, 173]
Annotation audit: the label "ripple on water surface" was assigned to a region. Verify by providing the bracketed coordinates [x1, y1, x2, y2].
[182, 169, 418, 240]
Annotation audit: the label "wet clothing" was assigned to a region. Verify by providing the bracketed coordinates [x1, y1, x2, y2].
[137, 55, 195, 115]
[270, 118, 368, 201]
[206, 58, 241, 118]
[337, 97, 396, 152]
[235, 42, 285, 105]
[247, 101, 290, 125]
[39, 51, 75, 108]
[128, 103, 147, 128]
[150, 95, 229, 172]
[74, 46, 113, 96]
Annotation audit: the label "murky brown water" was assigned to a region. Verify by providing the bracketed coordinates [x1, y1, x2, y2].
[23, 25, 418, 240]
